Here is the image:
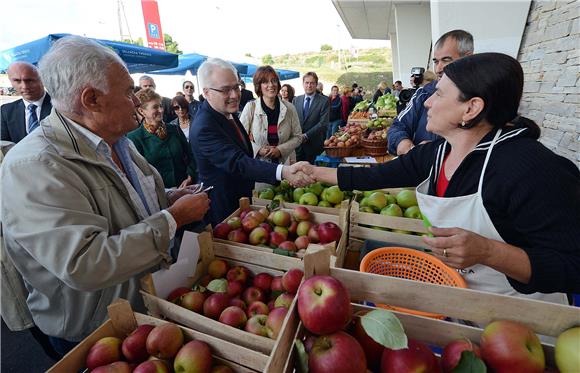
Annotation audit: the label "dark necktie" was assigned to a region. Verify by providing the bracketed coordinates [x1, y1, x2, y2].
[303, 96, 311, 118]
[227, 118, 247, 150]
[27, 104, 39, 133]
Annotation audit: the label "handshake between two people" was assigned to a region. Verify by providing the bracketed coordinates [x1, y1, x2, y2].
[281, 161, 318, 187]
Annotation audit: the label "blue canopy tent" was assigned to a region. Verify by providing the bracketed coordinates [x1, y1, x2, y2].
[0, 33, 178, 74]
[239, 64, 300, 83]
[149, 54, 249, 76]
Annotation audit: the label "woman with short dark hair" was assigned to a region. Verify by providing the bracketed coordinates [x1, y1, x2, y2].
[169, 95, 192, 140]
[305, 53, 579, 299]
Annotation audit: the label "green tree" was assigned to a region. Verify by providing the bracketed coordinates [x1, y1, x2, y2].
[262, 54, 274, 64]
[116, 37, 143, 46]
[320, 44, 333, 52]
[163, 33, 182, 54]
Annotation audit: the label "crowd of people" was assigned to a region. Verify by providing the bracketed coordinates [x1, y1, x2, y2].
[0, 30, 578, 365]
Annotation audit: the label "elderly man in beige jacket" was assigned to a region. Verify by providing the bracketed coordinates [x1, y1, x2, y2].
[0, 36, 210, 359]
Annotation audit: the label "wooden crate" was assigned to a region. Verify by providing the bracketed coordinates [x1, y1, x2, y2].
[47, 299, 260, 373]
[286, 248, 580, 370]
[252, 190, 350, 216]
[140, 231, 301, 373]
[350, 187, 430, 252]
[216, 197, 349, 267]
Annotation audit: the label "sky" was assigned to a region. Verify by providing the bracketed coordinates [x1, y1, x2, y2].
[0, 0, 389, 61]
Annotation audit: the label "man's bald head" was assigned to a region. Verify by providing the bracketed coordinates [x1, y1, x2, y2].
[7, 62, 45, 102]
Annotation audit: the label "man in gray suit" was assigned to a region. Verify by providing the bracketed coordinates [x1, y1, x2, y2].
[293, 72, 329, 163]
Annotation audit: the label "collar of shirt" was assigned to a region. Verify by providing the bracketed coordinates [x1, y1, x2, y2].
[23, 93, 46, 112]
[62, 116, 109, 156]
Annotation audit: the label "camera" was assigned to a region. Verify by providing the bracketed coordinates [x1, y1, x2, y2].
[396, 67, 425, 113]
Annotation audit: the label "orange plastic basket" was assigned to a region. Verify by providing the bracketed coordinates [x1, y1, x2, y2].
[359, 247, 467, 319]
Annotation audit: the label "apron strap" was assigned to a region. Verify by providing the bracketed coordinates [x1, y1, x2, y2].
[478, 129, 503, 193]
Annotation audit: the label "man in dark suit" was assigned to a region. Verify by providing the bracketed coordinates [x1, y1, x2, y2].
[1, 62, 52, 143]
[293, 72, 329, 163]
[190, 58, 313, 227]
[138, 75, 177, 124]
[238, 79, 254, 112]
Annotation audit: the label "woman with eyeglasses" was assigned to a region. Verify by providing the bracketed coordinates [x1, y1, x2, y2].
[239, 66, 302, 170]
[128, 88, 197, 188]
[170, 95, 193, 140]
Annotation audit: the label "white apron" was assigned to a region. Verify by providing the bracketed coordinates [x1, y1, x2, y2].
[415, 129, 567, 304]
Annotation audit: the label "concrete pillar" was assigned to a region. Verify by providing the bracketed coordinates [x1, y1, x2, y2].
[390, 32, 400, 83]
[392, 3, 432, 84]
[430, 0, 531, 59]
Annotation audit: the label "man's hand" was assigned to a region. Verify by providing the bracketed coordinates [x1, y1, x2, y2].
[178, 176, 193, 189]
[396, 139, 414, 155]
[282, 162, 315, 187]
[300, 134, 308, 143]
[167, 193, 210, 229]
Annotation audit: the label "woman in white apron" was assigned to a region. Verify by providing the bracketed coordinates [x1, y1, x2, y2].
[302, 53, 579, 301]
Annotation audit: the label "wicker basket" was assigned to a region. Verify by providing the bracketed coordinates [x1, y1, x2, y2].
[324, 146, 353, 158]
[361, 137, 388, 156]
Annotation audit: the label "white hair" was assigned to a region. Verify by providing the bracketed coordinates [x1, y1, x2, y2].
[38, 35, 126, 113]
[197, 58, 238, 91]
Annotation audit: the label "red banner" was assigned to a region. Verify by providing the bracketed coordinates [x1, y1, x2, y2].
[141, 0, 165, 50]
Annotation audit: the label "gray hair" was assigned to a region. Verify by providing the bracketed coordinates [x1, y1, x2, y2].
[197, 58, 238, 91]
[435, 29, 474, 56]
[38, 35, 125, 113]
[139, 75, 156, 87]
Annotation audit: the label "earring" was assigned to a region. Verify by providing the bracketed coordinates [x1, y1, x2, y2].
[461, 120, 466, 127]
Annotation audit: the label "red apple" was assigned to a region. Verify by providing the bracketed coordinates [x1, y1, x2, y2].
[297, 275, 351, 335]
[270, 276, 285, 299]
[308, 225, 320, 243]
[242, 216, 260, 233]
[249, 226, 269, 245]
[245, 314, 269, 337]
[122, 324, 155, 363]
[272, 210, 292, 227]
[441, 338, 481, 373]
[246, 301, 269, 317]
[226, 281, 244, 298]
[229, 297, 246, 310]
[259, 222, 273, 234]
[274, 293, 294, 309]
[309, 331, 367, 373]
[92, 361, 132, 373]
[239, 208, 251, 220]
[353, 313, 383, 371]
[296, 221, 313, 237]
[278, 241, 297, 252]
[180, 291, 206, 313]
[133, 359, 170, 373]
[273, 226, 289, 240]
[381, 339, 441, 373]
[166, 287, 191, 303]
[266, 307, 288, 339]
[269, 231, 286, 248]
[212, 223, 232, 240]
[226, 216, 242, 230]
[247, 210, 266, 224]
[227, 228, 248, 244]
[203, 293, 231, 320]
[317, 222, 342, 244]
[293, 206, 311, 222]
[199, 274, 212, 287]
[146, 323, 184, 360]
[258, 207, 270, 220]
[295, 236, 310, 251]
[86, 336, 123, 370]
[219, 306, 247, 329]
[242, 286, 266, 304]
[208, 259, 229, 279]
[282, 268, 304, 294]
[267, 299, 276, 311]
[253, 272, 273, 292]
[481, 320, 545, 373]
[287, 220, 298, 237]
[173, 340, 212, 373]
[226, 266, 251, 285]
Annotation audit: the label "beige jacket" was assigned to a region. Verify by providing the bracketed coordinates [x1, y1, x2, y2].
[239, 97, 302, 165]
[1, 110, 172, 341]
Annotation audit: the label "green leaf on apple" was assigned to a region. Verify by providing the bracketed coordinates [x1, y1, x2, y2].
[294, 339, 309, 373]
[361, 309, 408, 350]
[192, 284, 206, 293]
[207, 279, 227, 293]
[452, 351, 487, 373]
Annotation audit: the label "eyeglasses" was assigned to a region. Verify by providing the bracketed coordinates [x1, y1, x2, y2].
[173, 106, 185, 111]
[184, 86, 194, 90]
[209, 84, 241, 96]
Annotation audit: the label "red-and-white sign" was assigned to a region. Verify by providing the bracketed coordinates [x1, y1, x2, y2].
[141, 0, 165, 51]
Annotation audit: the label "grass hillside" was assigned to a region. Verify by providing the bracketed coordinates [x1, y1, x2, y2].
[269, 47, 392, 96]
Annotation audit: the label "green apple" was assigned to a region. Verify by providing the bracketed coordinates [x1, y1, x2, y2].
[293, 187, 305, 203]
[363, 190, 380, 198]
[367, 192, 387, 211]
[396, 189, 418, 209]
[380, 204, 403, 217]
[305, 182, 324, 196]
[273, 194, 286, 202]
[299, 192, 318, 206]
[259, 188, 275, 200]
[360, 197, 370, 207]
[385, 194, 397, 205]
[323, 185, 344, 204]
[318, 200, 332, 207]
[404, 205, 422, 219]
[555, 326, 580, 373]
[359, 206, 374, 213]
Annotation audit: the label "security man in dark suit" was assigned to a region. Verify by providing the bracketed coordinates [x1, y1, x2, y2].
[190, 58, 313, 227]
[1, 62, 52, 143]
[293, 72, 330, 163]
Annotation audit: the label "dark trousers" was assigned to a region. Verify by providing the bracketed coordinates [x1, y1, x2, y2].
[48, 335, 79, 358]
[29, 325, 62, 361]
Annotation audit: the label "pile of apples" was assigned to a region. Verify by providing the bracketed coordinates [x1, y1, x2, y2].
[258, 181, 350, 208]
[213, 206, 342, 255]
[167, 262, 305, 341]
[84, 322, 232, 373]
[295, 273, 577, 373]
[364, 128, 388, 141]
[358, 189, 424, 234]
[323, 132, 359, 148]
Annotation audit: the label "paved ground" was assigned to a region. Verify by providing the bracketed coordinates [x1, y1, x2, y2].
[1, 320, 56, 373]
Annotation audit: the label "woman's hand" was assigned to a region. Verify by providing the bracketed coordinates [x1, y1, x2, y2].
[258, 146, 270, 156]
[265, 147, 281, 159]
[422, 227, 493, 269]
